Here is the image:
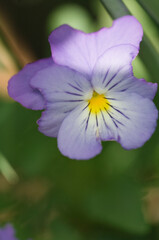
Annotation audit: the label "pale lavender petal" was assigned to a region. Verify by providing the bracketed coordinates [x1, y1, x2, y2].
[57, 102, 102, 160]
[95, 109, 119, 142]
[92, 44, 157, 100]
[49, 16, 143, 76]
[8, 58, 53, 110]
[31, 64, 92, 137]
[105, 92, 158, 149]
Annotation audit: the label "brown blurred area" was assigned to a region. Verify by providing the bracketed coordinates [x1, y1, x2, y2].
[0, 8, 36, 99]
[0, 0, 95, 99]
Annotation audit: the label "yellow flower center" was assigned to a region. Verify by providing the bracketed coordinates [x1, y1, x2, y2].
[88, 91, 110, 114]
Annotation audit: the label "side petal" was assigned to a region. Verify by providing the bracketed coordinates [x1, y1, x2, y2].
[31, 64, 92, 137]
[105, 92, 158, 149]
[57, 102, 102, 160]
[49, 16, 143, 76]
[92, 44, 157, 100]
[8, 58, 53, 110]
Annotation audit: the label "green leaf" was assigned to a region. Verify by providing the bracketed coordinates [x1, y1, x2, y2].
[138, 0, 159, 25]
[46, 3, 95, 34]
[139, 35, 159, 83]
[81, 175, 149, 234]
[50, 219, 84, 240]
[100, 0, 130, 18]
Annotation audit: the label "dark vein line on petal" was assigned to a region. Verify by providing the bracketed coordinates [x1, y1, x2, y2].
[102, 68, 110, 84]
[65, 91, 83, 96]
[55, 100, 83, 103]
[106, 103, 130, 119]
[101, 110, 110, 131]
[68, 83, 83, 93]
[96, 114, 98, 127]
[105, 67, 123, 88]
[107, 115, 117, 127]
[74, 80, 83, 89]
[85, 110, 91, 131]
[107, 112, 118, 128]
[105, 73, 118, 88]
[107, 79, 124, 91]
[104, 97, 117, 101]
[107, 110, 125, 126]
[104, 107, 118, 128]
[82, 103, 90, 112]
[120, 88, 128, 92]
[63, 110, 72, 114]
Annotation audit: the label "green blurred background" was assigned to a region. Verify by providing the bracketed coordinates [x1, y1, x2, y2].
[0, 0, 159, 239]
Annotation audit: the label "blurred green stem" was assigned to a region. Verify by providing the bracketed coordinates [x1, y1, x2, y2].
[0, 153, 19, 184]
[101, 0, 129, 17]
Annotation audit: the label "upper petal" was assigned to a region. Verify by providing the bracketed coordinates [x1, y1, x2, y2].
[49, 16, 143, 77]
[31, 64, 92, 137]
[57, 102, 102, 160]
[8, 58, 53, 110]
[92, 44, 157, 100]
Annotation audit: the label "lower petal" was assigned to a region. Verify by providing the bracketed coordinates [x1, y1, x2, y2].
[97, 109, 119, 141]
[57, 103, 102, 160]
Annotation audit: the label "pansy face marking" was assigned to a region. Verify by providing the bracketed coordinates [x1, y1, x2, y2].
[88, 91, 110, 114]
[8, 16, 158, 160]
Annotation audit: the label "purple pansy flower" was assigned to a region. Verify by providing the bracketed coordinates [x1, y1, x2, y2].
[0, 224, 31, 240]
[8, 16, 158, 160]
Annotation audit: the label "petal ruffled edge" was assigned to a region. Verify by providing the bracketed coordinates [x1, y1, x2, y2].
[48, 16, 143, 76]
[8, 58, 53, 110]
